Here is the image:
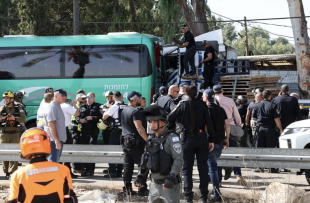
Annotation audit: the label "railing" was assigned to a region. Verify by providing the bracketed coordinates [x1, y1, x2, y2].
[2, 144, 310, 169]
[214, 59, 250, 85]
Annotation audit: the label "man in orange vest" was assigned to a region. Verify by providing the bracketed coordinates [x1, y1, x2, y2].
[8, 128, 78, 203]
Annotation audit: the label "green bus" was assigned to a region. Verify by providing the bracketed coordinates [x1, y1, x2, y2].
[0, 33, 162, 141]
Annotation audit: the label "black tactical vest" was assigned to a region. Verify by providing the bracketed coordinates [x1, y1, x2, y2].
[146, 130, 173, 176]
[108, 103, 127, 129]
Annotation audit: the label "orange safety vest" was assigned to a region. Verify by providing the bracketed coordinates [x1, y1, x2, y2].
[8, 157, 78, 203]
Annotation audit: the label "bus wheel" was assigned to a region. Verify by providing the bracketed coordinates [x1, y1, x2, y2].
[305, 169, 310, 185]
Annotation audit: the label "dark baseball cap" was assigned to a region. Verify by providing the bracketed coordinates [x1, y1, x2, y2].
[213, 85, 223, 93]
[45, 87, 53, 93]
[127, 91, 141, 101]
[202, 40, 209, 46]
[159, 86, 167, 95]
[203, 89, 215, 102]
[54, 88, 67, 96]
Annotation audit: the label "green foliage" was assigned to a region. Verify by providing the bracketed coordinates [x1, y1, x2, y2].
[232, 26, 295, 56]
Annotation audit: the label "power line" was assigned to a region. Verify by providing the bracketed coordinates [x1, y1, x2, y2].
[211, 11, 295, 39]
[0, 15, 310, 24]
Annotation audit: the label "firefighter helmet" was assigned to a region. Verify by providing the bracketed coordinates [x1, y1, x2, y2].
[20, 128, 51, 160]
[2, 91, 15, 98]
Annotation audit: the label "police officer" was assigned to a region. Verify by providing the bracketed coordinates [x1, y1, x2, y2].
[159, 86, 168, 97]
[71, 93, 87, 175]
[252, 90, 283, 149]
[103, 91, 127, 178]
[135, 105, 183, 203]
[0, 91, 26, 179]
[168, 85, 214, 203]
[101, 91, 114, 145]
[273, 84, 302, 130]
[8, 128, 78, 203]
[245, 89, 263, 146]
[236, 95, 248, 147]
[177, 25, 197, 79]
[119, 91, 148, 196]
[155, 85, 179, 113]
[200, 40, 217, 89]
[76, 92, 102, 176]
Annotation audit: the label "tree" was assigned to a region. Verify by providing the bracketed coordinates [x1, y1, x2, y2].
[0, 1, 19, 36]
[176, 0, 208, 36]
[222, 23, 237, 42]
[232, 27, 295, 56]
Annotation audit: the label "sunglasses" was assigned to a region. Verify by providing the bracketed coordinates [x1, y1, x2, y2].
[87, 96, 93, 98]
[81, 98, 86, 100]
[174, 90, 179, 93]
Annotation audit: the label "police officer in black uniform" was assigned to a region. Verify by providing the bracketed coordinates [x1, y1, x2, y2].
[236, 95, 248, 147]
[119, 91, 149, 196]
[177, 25, 197, 79]
[155, 85, 179, 113]
[272, 84, 302, 130]
[201, 40, 217, 89]
[168, 85, 214, 203]
[252, 90, 283, 148]
[135, 105, 183, 203]
[103, 91, 127, 178]
[76, 92, 102, 176]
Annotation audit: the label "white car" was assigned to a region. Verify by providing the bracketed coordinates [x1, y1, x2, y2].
[279, 119, 310, 149]
[279, 119, 310, 185]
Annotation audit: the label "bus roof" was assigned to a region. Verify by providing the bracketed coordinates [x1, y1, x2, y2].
[0, 34, 158, 47]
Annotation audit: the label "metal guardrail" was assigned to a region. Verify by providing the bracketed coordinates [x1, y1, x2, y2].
[1, 144, 310, 169]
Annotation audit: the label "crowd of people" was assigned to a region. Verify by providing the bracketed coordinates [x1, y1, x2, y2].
[0, 81, 306, 203]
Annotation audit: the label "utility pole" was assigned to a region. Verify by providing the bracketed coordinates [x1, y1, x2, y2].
[244, 16, 249, 56]
[287, 0, 310, 99]
[73, 0, 79, 35]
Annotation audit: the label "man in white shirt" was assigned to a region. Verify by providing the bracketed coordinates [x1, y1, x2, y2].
[61, 96, 80, 178]
[103, 91, 127, 178]
[37, 93, 54, 130]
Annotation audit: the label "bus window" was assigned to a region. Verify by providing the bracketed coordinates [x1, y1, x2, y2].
[65, 45, 141, 78]
[0, 47, 62, 79]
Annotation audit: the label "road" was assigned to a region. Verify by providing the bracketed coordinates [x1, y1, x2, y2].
[0, 163, 308, 202]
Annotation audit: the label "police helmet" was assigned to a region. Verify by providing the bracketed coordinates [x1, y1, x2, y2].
[105, 91, 114, 98]
[252, 87, 264, 96]
[2, 91, 15, 98]
[143, 105, 167, 122]
[236, 95, 248, 105]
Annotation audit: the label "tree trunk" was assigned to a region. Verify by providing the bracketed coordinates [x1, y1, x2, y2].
[287, 0, 310, 99]
[191, 0, 208, 34]
[176, 0, 208, 36]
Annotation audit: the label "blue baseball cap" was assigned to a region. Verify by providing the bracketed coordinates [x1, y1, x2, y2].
[203, 89, 215, 102]
[159, 86, 167, 95]
[213, 85, 223, 93]
[127, 91, 142, 101]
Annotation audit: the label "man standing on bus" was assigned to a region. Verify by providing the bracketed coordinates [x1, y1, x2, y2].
[177, 25, 197, 79]
[201, 40, 217, 89]
[0, 91, 26, 179]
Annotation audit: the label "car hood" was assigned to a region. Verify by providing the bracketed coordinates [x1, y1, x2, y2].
[286, 119, 310, 129]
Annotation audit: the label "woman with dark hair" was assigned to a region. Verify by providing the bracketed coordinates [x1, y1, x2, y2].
[168, 85, 214, 203]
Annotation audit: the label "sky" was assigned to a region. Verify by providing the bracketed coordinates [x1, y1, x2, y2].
[207, 0, 310, 43]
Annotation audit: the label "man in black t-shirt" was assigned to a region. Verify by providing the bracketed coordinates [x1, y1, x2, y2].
[177, 25, 197, 79]
[203, 89, 229, 202]
[119, 91, 149, 197]
[201, 40, 217, 89]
